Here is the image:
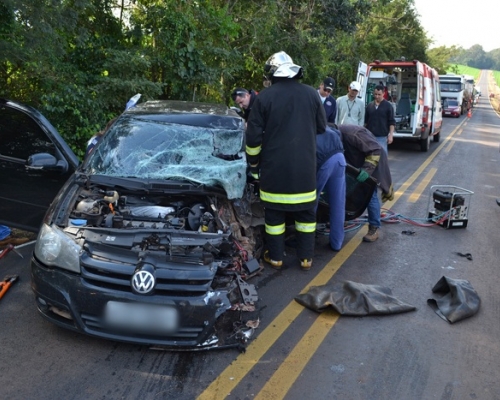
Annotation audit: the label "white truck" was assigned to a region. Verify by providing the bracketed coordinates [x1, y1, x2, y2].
[357, 59, 443, 152]
[439, 73, 473, 115]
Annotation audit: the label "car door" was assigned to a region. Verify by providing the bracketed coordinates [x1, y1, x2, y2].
[0, 99, 79, 232]
[356, 61, 368, 105]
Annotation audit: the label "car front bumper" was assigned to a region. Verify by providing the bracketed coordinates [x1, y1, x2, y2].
[31, 256, 242, 349]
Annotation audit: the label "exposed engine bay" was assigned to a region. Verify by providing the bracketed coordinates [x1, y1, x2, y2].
[53, 182, 265, 350]
[69, 183, 264, 260]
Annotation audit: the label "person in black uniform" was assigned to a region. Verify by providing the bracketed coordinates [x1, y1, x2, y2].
[246, 51, 326, 270]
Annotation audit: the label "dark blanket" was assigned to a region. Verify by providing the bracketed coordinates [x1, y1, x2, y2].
[427, 276, 480, 323]
[294, 281, 416, 316]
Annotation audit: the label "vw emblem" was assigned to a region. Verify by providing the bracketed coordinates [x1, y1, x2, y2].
[132, 269, 155, 294]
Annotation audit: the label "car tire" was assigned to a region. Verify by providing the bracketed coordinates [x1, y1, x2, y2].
[433, 132, 440, 142]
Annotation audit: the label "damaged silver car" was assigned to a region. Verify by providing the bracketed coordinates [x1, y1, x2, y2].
[29, 100, 264, 350]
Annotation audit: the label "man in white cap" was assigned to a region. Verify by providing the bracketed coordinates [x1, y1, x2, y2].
[246, 51, 326, 271]
[335, 81, 365, 126]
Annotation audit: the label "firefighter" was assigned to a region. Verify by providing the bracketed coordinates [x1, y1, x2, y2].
[246, 51, 326, 270]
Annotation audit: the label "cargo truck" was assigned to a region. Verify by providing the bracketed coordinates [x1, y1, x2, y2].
[439, 73, 473, 115]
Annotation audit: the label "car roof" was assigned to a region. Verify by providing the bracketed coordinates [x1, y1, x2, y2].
[126, 100, 238, 116]
[123, 100, 243, 129]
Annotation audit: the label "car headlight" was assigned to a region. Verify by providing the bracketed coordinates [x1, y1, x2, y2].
[34, 224, 81, 273]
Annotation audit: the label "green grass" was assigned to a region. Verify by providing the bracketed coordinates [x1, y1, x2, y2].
[446, 64, 481, 81]
[493, 71, 500, 88]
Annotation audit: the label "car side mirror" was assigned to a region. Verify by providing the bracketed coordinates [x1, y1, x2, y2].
[26, 153, 68, 173]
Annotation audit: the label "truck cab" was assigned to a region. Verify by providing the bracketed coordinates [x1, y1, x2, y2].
[357, 59, 442, 152]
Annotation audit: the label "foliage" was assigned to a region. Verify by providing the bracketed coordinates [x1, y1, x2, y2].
[445, 44, 498, 71]
[331, 0, 430, 97]
[427, 46, 462, 74]
[1, 0, 436, 155]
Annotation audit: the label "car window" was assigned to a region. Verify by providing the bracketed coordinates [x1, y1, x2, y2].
[86, 116, 247, 199]
[0, 106, 56, 160]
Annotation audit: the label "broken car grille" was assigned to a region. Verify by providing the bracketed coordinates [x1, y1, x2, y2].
[80, 243, 216, 297]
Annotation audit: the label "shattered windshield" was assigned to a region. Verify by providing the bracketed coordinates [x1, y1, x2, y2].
[86, 115, 247, 199]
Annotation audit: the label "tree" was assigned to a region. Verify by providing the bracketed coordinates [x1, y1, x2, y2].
[427, 45, 462, 74]
[0, 0, 435, 157]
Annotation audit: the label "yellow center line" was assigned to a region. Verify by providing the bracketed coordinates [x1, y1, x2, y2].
[255, 309, 340, 400]
[197, 230, 365, 400]
[408, 168, 437, 203]
[445, 140, 455, 153]
[197, 120, 467, 400]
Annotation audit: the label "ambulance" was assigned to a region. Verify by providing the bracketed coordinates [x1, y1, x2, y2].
[357, 59, 443, 152]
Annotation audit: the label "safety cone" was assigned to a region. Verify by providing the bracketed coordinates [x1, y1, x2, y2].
[467, 109, 472, 118]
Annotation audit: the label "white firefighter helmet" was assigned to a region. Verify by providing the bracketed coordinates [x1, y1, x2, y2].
[264, 51, 303, 79]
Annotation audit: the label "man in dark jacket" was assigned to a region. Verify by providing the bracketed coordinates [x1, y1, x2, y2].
[246, 51, 326, 270]
[316, 127, 346, 251]
[318, 77, 337, 124]
[336, 124, 394, 242]
[364, 85, 395, 153]
[231, 88, 258, 122]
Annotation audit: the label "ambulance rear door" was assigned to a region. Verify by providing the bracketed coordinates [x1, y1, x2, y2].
[356, 61, 368, 105]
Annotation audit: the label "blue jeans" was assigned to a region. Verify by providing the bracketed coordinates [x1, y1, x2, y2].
[375, 136, 388, 154]
[367, 188, 381, 228]
[316, 153, 346, 251]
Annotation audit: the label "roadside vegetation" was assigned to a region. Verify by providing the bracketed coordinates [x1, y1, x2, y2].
[1, 0, 499, 157]
[447, 65, 481, 81]
[493, 71, 500, 88]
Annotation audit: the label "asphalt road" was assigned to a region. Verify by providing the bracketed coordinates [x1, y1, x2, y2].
[2, 71, 500, 400]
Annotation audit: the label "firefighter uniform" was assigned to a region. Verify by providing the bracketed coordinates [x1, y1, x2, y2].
[246, 78, 326, 264]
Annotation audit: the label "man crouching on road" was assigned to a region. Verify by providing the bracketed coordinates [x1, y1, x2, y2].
[336, 124, 394, 242]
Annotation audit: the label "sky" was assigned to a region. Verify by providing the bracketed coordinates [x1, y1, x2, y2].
[413, 0, 499, 52]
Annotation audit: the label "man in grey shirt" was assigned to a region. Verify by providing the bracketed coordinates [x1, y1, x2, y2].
[335, 81, 365, 126]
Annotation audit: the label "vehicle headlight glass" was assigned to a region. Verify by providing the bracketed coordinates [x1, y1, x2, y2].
[34, 224, 81, 273]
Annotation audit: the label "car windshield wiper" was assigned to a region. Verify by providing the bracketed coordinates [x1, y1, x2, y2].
[146, 178, 226, 195]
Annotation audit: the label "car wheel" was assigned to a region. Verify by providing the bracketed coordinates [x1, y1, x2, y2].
[433, 132, 440, 142]
[420, 135, 430, 152]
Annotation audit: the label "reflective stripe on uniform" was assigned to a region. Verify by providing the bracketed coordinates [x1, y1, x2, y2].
[251, 172, 259, 179]
[246, 144, 262, 156]
[365, 154, 380, 167]
[295, 221, 316, 233]
[260, 189, 316, 204]
[265, 222, 286, 235]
